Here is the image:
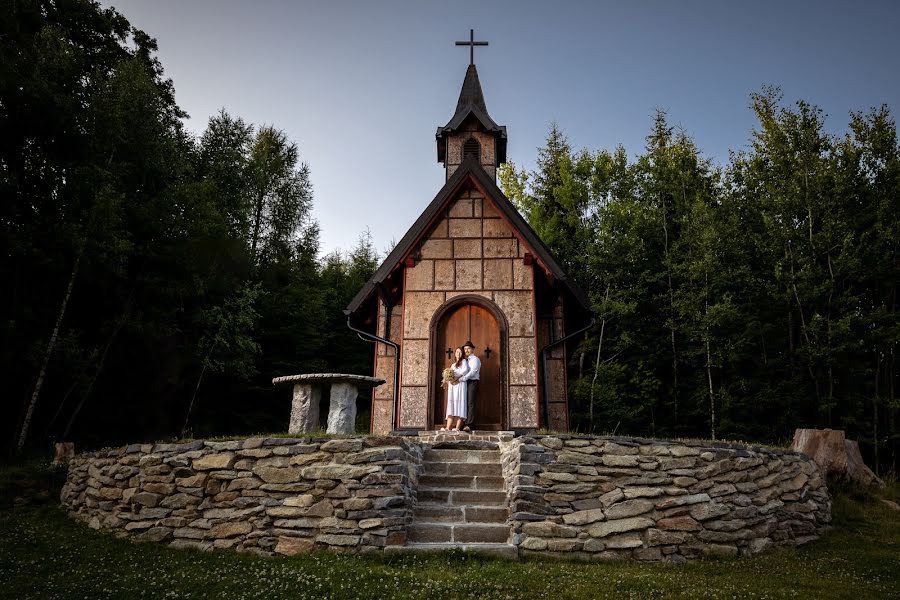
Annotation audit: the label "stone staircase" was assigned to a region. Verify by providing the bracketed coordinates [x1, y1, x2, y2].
[390, 440, 516, 559]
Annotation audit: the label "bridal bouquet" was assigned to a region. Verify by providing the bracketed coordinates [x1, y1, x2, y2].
[441, 367, 454, 387]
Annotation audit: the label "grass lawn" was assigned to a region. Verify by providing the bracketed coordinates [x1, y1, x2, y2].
[0, 461, 898, 600]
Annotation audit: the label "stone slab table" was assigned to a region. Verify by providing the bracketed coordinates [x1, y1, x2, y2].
[272, 373, 385, 435]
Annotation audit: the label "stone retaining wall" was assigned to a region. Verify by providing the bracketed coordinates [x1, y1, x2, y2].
[62, 434, 831, 561]
[61, 436, 423, 555]
[499, 435, 831, 562]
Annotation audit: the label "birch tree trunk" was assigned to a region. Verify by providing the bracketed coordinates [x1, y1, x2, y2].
[16, 249, 82, 451]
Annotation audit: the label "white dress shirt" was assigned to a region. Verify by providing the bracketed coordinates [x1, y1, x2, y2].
[458, 354, 481, 381]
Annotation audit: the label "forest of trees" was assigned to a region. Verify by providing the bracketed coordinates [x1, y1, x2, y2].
[4, 2, 898, 475]
[500, 99, 899, 474]
[2, 1, 379, 453]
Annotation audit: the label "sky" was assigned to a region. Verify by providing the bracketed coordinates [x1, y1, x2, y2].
[101, 0, 900, 257]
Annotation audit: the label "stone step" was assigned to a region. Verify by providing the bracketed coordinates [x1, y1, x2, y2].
[422, 461, 502, 477]
[423, 448, 500, 463]
[408, 523, 511, 544]
[413, 504, 508, 524]
[417, 489, 507, 506]
[385, 543, 519, 560]
[419, 475, 505, 490]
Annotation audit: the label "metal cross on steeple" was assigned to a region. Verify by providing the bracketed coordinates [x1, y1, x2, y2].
[455, 29, 488, 66]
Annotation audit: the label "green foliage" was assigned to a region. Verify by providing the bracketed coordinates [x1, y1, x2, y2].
[1, 0, 377, 451]
[507, 102, 899, 469]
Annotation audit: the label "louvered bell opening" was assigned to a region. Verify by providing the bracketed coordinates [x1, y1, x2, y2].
[463, 137, 481, 162]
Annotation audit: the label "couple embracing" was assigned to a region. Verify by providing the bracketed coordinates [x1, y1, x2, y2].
[441, 341, 480, 433]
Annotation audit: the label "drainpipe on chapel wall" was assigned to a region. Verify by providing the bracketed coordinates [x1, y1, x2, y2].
[344, 306, 401, 432]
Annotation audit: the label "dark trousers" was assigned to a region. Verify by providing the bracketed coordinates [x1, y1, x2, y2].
[465, 380, 479, 425]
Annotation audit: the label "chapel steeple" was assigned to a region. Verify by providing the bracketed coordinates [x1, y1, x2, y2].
[436, 30, 507, 181]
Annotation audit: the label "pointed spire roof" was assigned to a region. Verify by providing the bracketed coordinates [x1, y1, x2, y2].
[436, 64, 507, 164]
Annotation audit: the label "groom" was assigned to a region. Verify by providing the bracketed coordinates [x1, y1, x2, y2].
[457, 340, 481, 432]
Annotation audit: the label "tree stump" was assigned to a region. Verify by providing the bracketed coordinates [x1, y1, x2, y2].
[53, 442, 75, 465]
[791, 428, 883, 488]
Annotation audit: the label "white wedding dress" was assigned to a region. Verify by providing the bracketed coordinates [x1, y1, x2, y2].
[446, 361, 469, 419]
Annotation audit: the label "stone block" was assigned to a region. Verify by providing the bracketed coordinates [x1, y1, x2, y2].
[689, 503, 730, 521]
[623, 487, 665, 499]
[321, 439, 362, 453]
[455, 259, 482, 290]
[472, 198, 483, 217]
[482, 198, 500, 219]
[483, 259, 513, 289]
[453, 238, 482, 259]
[483, 218, 513, 238]
[656, 493, 710, 509]
[656, 516, 702, 531]
[588, 517, 654, 538]
[398, 386, 427, 429]
[405, 260, 434, 291]
[305, 499, 334, 517]
[209, 521, 252, 538]
[434, 260, 455, 290]
[401, 340, 429, 386]
[602, 455, 639, 468]
[449, 218, 481, 238]
[288, 452, 330, 466]
[254, 466, 302, 484]
[509, 386, 538, 429]
[520, 537, 548, 550]
[494, 291, 534, 336]
[484, 238, 517, 258]
[301, 465, 378, 480]
[371, 398, 392, 435]
[420, 239, 453, 259]
[562, 508, 606, 526]
[136, 527, 172, 543]
[132, 492, 162, 507]
[403, 292, 444, 339]
[522, 521, 576, 538]
[646, 528, 689, 546]
[430, 217, 449, 238]
[99, 487, 123, 500]
[509, 337, 537, 385]
[513, 260, 533, 290]
[547, 539, 582, 552]
[449, 198, 474, 218]
[192, 453, 235, 470]
[604, 499, 654, 520]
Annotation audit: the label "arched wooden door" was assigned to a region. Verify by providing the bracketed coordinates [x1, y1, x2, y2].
[432, 303, 504, 430]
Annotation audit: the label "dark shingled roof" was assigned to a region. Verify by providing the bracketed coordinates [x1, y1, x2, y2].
[436, 64, 507, 165]
[344, 154, 592, 318]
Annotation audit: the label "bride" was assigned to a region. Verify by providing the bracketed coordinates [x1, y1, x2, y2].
[442, 347, 468, 432]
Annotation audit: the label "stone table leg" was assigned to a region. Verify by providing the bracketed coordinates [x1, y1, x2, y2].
[326, 383, 358, 434]
[290, 383, 321, 434]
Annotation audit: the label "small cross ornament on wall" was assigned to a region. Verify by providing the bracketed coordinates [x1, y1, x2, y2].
[455, 29, 488, 65]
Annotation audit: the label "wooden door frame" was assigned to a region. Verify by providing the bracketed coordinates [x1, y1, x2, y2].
[427, 294, 509, 430]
